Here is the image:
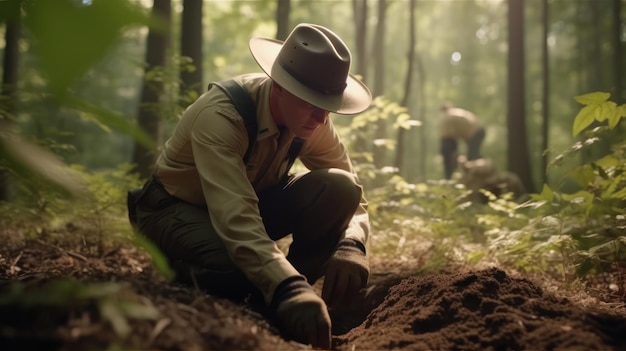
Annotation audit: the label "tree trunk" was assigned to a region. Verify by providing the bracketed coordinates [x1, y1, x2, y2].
[394, 0, 416, 176]
[0, 0, 21, 201]
[372, 0, 388, 169]
[540, 0, 549, 185]
[180, 0, 203, 98]
[372, 0, 387, 98]
[507, 0, 534, 193]
[415, 54, 426, 181]
[612, 0, 623, 104]
[275, 0, 291, 40]
[132, 0, 171, 179]
[352, 0, 368, 81]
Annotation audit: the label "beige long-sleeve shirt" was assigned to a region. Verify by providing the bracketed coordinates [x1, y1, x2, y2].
[154, 73, 370, 303]
[440, 107, 481, 140]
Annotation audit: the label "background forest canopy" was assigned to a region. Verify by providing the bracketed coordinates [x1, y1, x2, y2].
[0, 0, 625, 198]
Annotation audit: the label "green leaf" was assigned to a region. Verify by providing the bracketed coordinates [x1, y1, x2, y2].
[608, 103, 626, 129]
[595, 154, 621, 169]
[608, 182, 626, 200]
[574, 92, 610, 105]
[64, 95, 155, 149]
[130, 230, 174, 281]
[572, 105, 600, 136]
[540, 184, 554, 202]
[0, 0, 20, 24]
[23, 0, 151, 94]
[0, 131, 88, 198]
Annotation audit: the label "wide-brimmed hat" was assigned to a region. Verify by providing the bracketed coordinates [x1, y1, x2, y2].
[249, 23, 372, 115]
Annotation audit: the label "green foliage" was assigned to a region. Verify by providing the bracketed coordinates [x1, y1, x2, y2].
[0, 163, 174, 280]
[363, 92, 625, 285]
[572, 92, 626, 136]
[485, 214, 579, 278]
[338, 97, 412, 189]
[0, 0, 155, 197]
[486, 93, 626, 283]
[0, 131, 87, 200]
[68, 163, 143, 237]
[23, 0, 152, 95]
[0, 279, 160, 340]
[1, 163, 129, 234]
[366, 174, 526, 271]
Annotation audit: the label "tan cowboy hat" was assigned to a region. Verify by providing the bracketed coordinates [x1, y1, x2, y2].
[249, 23, 372, 115]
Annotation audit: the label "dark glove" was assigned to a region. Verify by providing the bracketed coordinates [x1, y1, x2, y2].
[322, 238, 369, 308]
[272, 276, 331, 349]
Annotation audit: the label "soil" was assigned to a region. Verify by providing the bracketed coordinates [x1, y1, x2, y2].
[1, 230, 626, 351]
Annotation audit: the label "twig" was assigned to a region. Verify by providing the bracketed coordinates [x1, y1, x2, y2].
[66, 251, 88, 262]
[148, 318, 171, 343]
[35, 239, 88, 262]
[11, 251, 23, 267]
[9, 251, 23, 275]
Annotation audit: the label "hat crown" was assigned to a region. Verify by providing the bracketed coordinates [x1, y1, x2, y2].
[274, 24, 350, 95]
[249, 23, 371, 114]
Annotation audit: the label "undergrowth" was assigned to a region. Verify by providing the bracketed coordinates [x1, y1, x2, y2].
[1, 92, 625, 313]
[365, 92, 626, 299]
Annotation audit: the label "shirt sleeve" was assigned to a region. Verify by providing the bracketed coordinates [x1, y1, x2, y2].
[189, 104, 301, 304]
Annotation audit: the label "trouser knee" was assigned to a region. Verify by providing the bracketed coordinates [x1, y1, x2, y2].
[291, 168, 361, 235]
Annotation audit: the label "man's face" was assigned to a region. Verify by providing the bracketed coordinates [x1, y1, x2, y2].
[274, 86, 330, 139]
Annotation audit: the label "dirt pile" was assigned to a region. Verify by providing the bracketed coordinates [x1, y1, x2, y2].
[2, 236, 626, 351]
[335, 267, 626, 351]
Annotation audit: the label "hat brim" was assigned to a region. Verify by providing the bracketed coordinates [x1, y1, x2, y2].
[249, 37, 372, 115]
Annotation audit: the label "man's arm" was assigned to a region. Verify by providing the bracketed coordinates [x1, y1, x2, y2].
[190, 103, 301, 304]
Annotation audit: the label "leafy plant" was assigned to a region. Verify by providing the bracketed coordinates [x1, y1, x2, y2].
[0, 279, 160, 341]
[0, 162, 174, 280]
[0, 0, 154, 197]
[366, 174, 522, 271]
[491, 92, 626, 289]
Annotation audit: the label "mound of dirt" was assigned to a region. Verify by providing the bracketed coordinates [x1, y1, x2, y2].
[1, 234, 626, 351]
[335, 268, 626, 351]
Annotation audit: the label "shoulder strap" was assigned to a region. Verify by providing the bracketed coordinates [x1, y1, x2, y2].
[209, 79, 257, 163]
[284, 137, 304, 179]
[209, 79, 304, 177]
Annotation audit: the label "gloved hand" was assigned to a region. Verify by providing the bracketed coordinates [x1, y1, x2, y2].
[322, 238, 369, 308]
[272, 276, 331, 349]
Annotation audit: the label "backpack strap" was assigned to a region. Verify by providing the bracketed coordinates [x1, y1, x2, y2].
[284, 137, 304, 180]
[209, 79, 303, 178]
[210, 79, 258, 163]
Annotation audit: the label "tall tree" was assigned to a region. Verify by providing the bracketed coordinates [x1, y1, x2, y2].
[180, 0, 203, 99]
[0, 0, 21, 201]
[394, 0, 417, 176]
[372, 0, 387, 97]
[507, 0, 534, 193]
[612, 0, 623, 104]
[276, 0, 291, 40]
[578, 1, 613, 162]
[540, 0, 549, 185]
[352, 0, 368, 81]
[372, 0, 388, 169]
[132, 0, 171, 179]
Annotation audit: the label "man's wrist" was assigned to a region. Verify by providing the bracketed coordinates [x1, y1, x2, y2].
[270, 275, 311, 311]
[338, 238, 366, 255]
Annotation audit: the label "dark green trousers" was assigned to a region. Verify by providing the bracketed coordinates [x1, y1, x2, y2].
[132, 169, 362, 302]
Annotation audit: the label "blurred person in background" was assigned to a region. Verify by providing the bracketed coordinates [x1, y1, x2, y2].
[439, 102, 485, 179]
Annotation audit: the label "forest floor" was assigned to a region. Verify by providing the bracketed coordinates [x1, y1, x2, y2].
[1, 228, 626, 351]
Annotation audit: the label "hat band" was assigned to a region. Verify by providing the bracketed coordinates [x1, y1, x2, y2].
[280, 61, 347, 95]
